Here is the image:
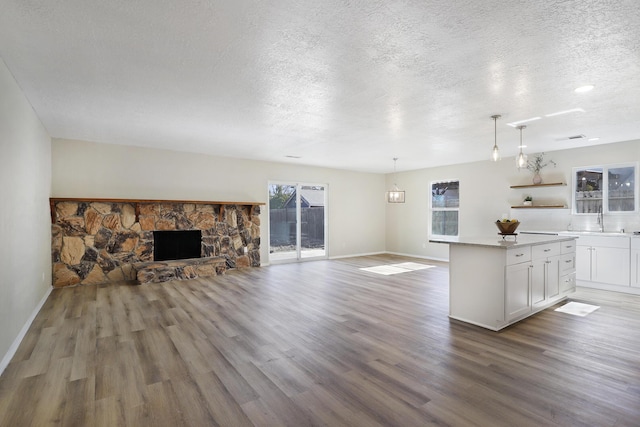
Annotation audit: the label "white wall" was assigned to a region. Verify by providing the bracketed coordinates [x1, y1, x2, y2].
[51, 139, 387, 261]
[0, 58, 52, 371]
[387, 139, 640, 260]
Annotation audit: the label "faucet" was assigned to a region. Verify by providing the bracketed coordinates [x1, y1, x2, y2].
[597, 205, 604, 232]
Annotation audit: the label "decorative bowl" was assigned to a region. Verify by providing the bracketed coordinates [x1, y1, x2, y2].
[495, 220, 520, 234]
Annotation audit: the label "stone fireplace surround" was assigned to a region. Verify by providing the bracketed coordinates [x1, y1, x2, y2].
[50, 198, 263, 287]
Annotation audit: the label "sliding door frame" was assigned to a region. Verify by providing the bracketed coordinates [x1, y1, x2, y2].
[267, 181, 328, 264]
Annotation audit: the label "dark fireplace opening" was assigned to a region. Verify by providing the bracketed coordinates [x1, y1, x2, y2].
[153, 230, 202, 261]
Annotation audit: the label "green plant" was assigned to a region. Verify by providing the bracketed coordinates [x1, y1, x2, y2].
[268, 184, 294, 209]
[527, 153, 556, 174]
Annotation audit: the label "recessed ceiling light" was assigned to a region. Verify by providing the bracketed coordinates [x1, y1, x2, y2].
[588, 137, 600, 142]
[545, 108, 585, 117]
[506, 117, 542, 127]
[574, 85, 594, 93]
[285, 155, 301, 159]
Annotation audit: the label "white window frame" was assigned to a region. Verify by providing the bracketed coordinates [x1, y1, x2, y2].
[572, 162, 638, 215]
[430, 179, 460, 237]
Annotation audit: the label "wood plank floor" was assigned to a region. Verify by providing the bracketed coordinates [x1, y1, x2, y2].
[1, 254, 639, 426]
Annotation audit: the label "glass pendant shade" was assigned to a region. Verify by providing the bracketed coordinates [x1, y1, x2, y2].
[491, 114, 501, 161]
[492, 144, 500, 162]
[387, 185, 405, 203]
[517, 151, 528, 169]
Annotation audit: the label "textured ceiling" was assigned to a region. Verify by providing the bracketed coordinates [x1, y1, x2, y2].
[1, 0, 639, 173]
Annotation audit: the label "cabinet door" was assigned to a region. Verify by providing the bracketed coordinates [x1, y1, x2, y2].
[506, 263, 531, 321]
[631, 250, 640, 288]
[576, 246, 592, 281]
[547, 256, 561, 300]
[593, 247, 630, 286]
[531, 259, 546, 308]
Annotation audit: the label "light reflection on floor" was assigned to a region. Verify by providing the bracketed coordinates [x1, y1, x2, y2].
[360, 262, 435, 275]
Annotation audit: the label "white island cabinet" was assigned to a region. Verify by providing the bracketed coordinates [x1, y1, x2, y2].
[431, 235, 577, 331]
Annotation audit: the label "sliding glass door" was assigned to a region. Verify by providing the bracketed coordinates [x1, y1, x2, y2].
[268, 182, 327, 262]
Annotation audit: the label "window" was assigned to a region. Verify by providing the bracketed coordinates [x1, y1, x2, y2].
[431, 180, 459, 236]
[573, 163, 637, 214]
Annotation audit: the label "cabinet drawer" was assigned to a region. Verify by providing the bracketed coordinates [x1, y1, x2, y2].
[560, 253, 575, 272]
[506, 247, 531, 265]
[532, 243, 561, 259]
[561, 240, 577, 254]
[575, 235, 630, 249]
[560, 272, 576, 293]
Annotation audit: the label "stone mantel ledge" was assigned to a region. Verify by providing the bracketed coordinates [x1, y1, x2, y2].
[50, 197, 265, 224]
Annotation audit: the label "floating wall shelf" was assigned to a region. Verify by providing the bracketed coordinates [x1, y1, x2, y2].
[510, 182, 566, 189]
[511, 205, 567, 209]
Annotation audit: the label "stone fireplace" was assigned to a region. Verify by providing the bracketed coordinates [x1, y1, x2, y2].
[50, 198, 263, 287]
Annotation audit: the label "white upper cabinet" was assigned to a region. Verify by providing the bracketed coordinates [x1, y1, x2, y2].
[573, 163, 638, 214]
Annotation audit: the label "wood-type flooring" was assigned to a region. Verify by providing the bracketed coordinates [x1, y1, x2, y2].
[0, 254, 639, 426]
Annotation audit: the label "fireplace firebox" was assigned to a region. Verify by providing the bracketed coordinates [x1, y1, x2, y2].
[153, 230, 202, 261]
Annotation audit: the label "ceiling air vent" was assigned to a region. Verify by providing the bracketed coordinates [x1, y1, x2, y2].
[555, 134, 587, 142]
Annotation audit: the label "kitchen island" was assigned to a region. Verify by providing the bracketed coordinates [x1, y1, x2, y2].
[431, 234, 578, 330]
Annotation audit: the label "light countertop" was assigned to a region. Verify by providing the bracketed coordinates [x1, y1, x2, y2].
[429, 234, 576, 249]
[520, 230, 640, 238]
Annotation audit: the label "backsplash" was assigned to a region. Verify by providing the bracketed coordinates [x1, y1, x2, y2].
[511, 208, 640, 233]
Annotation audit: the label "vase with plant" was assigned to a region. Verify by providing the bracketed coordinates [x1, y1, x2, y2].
[523, 196, 533, 206]
[527, 153, 556, 184]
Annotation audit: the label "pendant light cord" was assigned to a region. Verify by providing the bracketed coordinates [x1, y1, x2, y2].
[393, 157, 398, 189]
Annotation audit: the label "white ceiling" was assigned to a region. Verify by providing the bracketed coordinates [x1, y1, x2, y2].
[1, 1, 639, 173]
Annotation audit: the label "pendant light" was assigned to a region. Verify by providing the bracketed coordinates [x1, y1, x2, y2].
[491, 114, 501, 161]
[516, 125, 528, 169]
[387, 158, 405, 203]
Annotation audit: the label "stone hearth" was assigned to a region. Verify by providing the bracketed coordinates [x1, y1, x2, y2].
[50, 198, 262, 287]
[134, 256, 227, 284]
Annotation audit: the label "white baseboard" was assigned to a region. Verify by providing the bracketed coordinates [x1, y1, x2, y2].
[0, 286, 52, 376]
[577, 282, 640, 296]
[384, 251, 449, 263]
[329, 251, 386, 260]
[265, 251, 448, 263]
